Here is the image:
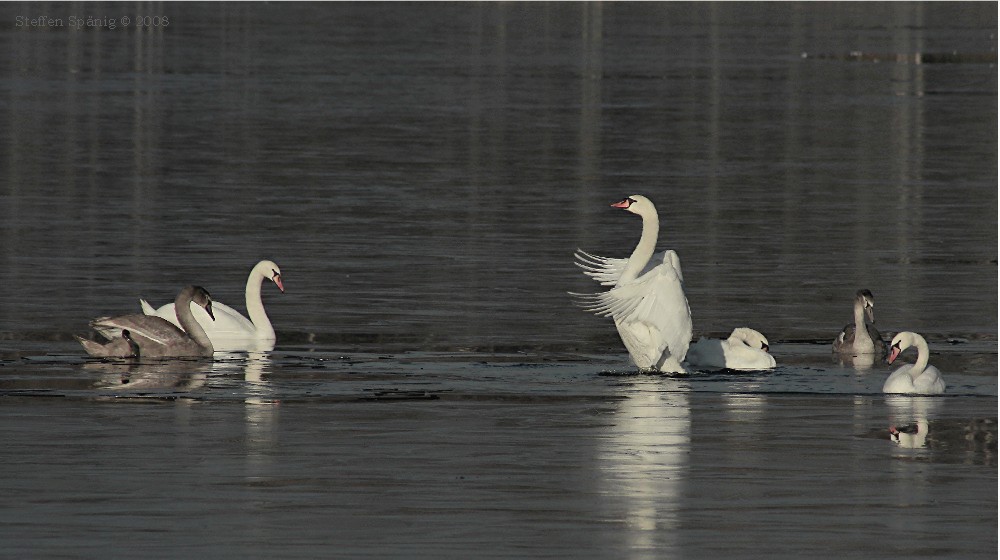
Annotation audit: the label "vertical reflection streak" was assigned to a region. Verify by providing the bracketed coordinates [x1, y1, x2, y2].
[598, 380, 690, 557]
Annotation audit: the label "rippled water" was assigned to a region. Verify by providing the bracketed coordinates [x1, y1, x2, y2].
[1, 3, 996, 558]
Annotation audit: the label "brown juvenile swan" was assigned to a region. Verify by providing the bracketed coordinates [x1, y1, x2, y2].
[78, 286, 216, 358]
[832, 289, 887, 357]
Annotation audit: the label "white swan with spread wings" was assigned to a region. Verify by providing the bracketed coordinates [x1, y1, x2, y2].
[573, 195, 693, 373]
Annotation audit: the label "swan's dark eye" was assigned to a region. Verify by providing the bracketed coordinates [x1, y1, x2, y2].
[627, 197, 637, 205]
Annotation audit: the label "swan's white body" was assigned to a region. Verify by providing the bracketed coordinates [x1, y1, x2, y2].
[573, 195, 693, 373]
[78, 286, 216, 358]
[140, 260, 283, 352]
[833, 289, 887, 357]
[686, 327, 776, 370]
[883, 331, 945, 394]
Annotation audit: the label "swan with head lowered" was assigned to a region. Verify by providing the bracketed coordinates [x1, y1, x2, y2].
[78, 285, 216, 358]
[882, 331, 946, 394]
[139, 260, 283, 351]
[572, 195, 693, 373]
[686, 327, 776, 370]
[833, 289, 887, 357]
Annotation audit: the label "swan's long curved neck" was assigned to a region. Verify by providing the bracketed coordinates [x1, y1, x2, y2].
[618, 210, 659, 286]
[853, 300, 871, 344]
[175, 289, 214, 352]
[911, 337, 930, 375]
[245, 264, 274, 338]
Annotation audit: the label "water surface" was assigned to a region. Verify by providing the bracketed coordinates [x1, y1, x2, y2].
[0, 2, 996, 558]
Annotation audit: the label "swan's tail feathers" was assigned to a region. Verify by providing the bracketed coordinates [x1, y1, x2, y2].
[139, 299, 157, 316]
[89, 316, 122, 341]
[77, 335, 108, 357]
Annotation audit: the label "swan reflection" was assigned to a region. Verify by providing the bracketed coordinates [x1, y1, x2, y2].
[598, 378, 690, 553]
[886, 396, 940, 451]
[836, 353, 877, 370]
[86, 357, 211, 393]
[236, 351, 280, 477]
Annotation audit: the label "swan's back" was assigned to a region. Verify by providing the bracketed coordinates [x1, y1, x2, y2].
[913, 365, 946, 394]
[145, 301, 255, 335]
[834, 323, 886, 356]
[883, 364, 946, 394]
[687, 335, 775, 370]
[92, 314, 188, 346]
[90, 313, 212, 358]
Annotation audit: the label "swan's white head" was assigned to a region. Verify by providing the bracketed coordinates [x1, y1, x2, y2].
[731, 327, 770, 352]
[256, 260, 285, 293]
[887, 331, 921, 365]
[856, 289, 876, 323]
[611, 194, 655, 216]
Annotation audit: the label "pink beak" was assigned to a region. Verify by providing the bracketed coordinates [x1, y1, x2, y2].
[887, 346, 901, 364]
[611, 199, 630, 209]
[273, 274, 285, 293]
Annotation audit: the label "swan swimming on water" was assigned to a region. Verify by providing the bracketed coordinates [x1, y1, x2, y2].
[140, 260, 284, 351]
[686, 327, 776, 370]
[882, 331, 946, 394]
[573, 195, 693, 373]
[833, 289, 887, 357]
[78, 285, 216, 358]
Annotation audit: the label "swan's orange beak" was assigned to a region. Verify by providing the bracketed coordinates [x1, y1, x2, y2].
[273, 273, 285, 293]
[887, 345, 901, 364]
[611, 199, 631, 209]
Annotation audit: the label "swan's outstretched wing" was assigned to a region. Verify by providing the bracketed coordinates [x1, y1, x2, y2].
[575, 249, 678, 286]
[574, 250, 627, 286]
[573, 253, 693, 363]
[90, 314, 187, 346]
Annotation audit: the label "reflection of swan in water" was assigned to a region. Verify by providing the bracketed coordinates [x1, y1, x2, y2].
[239, 351, 277, 406]
[597, 378, 689, 550]
[890, 421, 929, 449]
[885, 396, 940, 451]
[87, 358, 211, 393]
[835, 352, 876, 370]
[229, 351, 280, 478]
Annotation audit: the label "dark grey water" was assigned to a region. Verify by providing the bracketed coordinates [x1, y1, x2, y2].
[1, 2, 996, 558]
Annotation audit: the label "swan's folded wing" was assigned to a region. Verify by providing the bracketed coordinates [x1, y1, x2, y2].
[662, 249, 684, 283]
[573, 262, 693, 359]
[91, 314, 187, 346]
[207, 301, 257, 334]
